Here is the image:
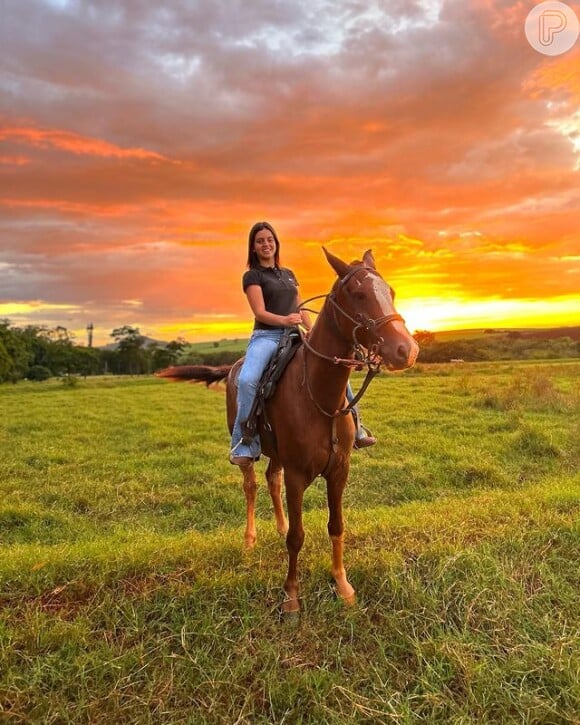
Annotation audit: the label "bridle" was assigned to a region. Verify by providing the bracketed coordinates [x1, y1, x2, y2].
[298, 265, 405, 418]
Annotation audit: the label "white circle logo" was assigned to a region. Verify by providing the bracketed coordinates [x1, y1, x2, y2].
[525, 1, 579, 55]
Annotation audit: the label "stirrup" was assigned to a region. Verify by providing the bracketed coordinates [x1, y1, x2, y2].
[354, 424, 377, 449]
[229, 454, 253, 467]
[353, 435, 377, 449]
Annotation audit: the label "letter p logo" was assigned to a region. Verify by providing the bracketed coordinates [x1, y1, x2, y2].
[540, 10, 567, 45]
[525, 1, 579, 56]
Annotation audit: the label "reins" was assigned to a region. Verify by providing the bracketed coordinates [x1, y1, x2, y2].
[297, 265, 405, 418]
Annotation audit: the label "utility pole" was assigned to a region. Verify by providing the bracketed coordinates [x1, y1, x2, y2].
[86, 322, 94, 348]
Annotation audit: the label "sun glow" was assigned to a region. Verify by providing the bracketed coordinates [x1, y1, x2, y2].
[0, 302, 80, 315]
[400, 295, 580, 333]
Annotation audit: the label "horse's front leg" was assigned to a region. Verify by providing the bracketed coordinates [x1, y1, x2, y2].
[266, 459, 288, 537]
[239, 461, 258, 548]
[326, 464, 356, 606]
[282, 470, 306, 614]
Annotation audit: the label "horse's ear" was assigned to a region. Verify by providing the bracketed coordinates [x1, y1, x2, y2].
[363, 249, 376, 269]
[322, 247, 350, 279]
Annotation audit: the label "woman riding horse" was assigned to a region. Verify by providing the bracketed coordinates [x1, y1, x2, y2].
[158, 233, 418, 613]
[230, 221, 376, 467]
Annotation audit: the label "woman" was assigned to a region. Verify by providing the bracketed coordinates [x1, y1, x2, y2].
[229, 222, 307, 465]
[229, 222, 375, 466]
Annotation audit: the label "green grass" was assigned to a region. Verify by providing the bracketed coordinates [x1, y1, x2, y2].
[0, 361, 578, 723]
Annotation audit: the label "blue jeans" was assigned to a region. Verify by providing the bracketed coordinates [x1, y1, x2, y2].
[346, 383, 365, 438]
[230, 328, 285, 459]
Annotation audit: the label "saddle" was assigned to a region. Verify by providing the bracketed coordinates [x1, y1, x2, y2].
[241, 328, 302, 444]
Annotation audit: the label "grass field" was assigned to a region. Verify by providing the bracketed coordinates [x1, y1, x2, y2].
[0, 360, 578, 723]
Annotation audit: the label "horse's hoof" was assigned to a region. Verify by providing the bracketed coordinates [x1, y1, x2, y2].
[281, 597, 300, 616]
[281, 613, 300, 629]
[341, 592, 357, 608]
[280, 607, 301, 625]
[334, 578, 356, 605]
[244, 535, 257, 549]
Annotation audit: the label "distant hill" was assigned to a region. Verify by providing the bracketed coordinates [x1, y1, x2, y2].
[99, 336, 167, 351]
[431, 326, 580, 342]
[517, 326, 580, 341]
[98, 326, 580, 352]
[185, 338, 248, 353]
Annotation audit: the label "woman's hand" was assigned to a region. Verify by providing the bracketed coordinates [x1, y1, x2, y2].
[283, 313, 303, 327]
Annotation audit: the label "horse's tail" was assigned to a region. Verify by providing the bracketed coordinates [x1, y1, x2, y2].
[156, 364, 233, 386]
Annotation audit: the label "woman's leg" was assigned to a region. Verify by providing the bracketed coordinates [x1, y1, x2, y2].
[230, 330, 282, 461]
[346, 382, 376, 448]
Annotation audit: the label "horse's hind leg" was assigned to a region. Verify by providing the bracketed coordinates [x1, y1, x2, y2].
[266, 459, 288, 537]
[326, 468, 356, 606]
[240, 461, 258, 548]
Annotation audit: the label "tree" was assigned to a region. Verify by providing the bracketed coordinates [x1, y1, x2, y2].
[413, 330, 435, 346]
[0, 321, 31, 382]
[111, 325, 142, 345]
[27, 365, 52, 381]
[110, 326, 147, 375]
[45, 325, 75, 374]
[0, 340, 11, 381]
[150, 339, 186, 372]
[70, 346, 102, 377]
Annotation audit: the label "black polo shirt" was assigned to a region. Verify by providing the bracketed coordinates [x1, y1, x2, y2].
[242, 265, 299, 330]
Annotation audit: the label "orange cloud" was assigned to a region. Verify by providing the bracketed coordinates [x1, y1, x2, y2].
[525, 49, 580, 101]
[0, 155, 30, 165]
[0, 125, 174, 162]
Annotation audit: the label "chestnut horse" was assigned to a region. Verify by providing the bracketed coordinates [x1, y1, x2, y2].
[158, 248, 418, 613]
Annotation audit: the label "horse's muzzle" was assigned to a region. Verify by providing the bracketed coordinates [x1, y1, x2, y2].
[380, 332, 419, 371]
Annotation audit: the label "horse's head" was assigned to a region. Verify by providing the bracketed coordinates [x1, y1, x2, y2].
[323, 247, 419, 371]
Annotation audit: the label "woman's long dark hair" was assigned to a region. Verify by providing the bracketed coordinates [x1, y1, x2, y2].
[246, 221, 281, 269]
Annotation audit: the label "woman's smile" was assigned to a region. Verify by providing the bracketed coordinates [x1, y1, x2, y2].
[254, 229, 276, 265]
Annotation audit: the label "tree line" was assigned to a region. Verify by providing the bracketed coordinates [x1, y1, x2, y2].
[413, 329, 579, 363]
[1, 320, 577, 383]
[0, 322, 194, 383]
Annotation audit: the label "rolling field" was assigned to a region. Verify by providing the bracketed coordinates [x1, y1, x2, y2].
[0, 360, 578, 723]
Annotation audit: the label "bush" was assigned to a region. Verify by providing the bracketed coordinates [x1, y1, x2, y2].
[27, 365, 52, 381]
[60, 375, 79, 388]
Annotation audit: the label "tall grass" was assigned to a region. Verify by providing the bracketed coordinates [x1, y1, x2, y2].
[0, 361, 578, 723]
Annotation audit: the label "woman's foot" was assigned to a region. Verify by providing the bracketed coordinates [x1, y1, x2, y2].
[353, 435, 377, 449]
[229, 455, 253, 467]
[353, 423, 377, 449]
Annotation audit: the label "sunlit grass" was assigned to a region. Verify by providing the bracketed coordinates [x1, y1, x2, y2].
[0, 361, 578, 722]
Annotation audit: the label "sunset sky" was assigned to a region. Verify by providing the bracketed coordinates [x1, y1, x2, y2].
[1, 0, 579, 346]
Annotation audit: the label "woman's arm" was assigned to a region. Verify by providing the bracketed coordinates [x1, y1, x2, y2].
[245, 285, 303, 327]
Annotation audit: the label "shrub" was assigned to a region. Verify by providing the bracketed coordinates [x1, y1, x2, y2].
[477, 372, 566, 412]
[60, 375, 79, 388]
[512, 425, 562, 458]
[27, 365, 52, 381]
